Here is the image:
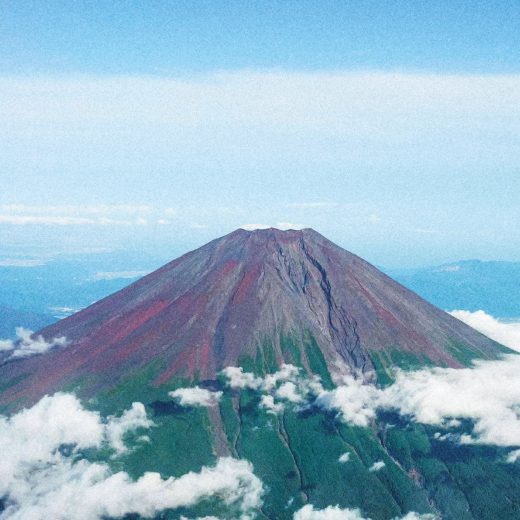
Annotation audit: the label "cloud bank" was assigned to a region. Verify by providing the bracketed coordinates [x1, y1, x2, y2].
[317, 355, 520, 448]
[0, 393, 263, 520]
[0, 327, 67, 360]
[222, 356, 520, 450]
[450, 310, 520, 352]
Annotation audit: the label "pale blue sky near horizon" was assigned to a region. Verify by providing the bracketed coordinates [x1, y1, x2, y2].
[1, 1, 519, 267]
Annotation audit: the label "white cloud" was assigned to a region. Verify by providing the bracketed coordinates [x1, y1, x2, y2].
[0, 393, 263, 520]
[0, 327, 67, 359]
[506, 449, 520, 463]
[221, 366, 264, 390]
[276, 382, 305, 404]
[294, 505, 366, 520]
[293, 505, 436, 520]
[317, 355, 520, 447]
[3, 73, 519, 137]
[225, 356, 520, 449]
[221, 357, 520, 448]
[105, 403, 154, 455]
[450, 310, 520, 352]
[259, 395, 284, 414]
[169, 387, 223, 407]
[398, 515, 438, 520]
[221, 364, 323, 414]
[338, 453, 350, 463]
[0, 205, 153, 227]
[263, 364, 301, 391]
[0, 204, 153, 216]
[315, 375, 379, 427]
[368, 461, 385, 472]
[93, 270, 149, 281]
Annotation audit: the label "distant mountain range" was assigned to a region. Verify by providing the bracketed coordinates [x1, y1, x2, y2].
[0, 250, 165, 320]
[387, 260, 520, 318]
[0, 305, 56, 338]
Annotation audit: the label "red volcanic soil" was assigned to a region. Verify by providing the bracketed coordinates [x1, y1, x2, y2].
[0, 228, 506, 408]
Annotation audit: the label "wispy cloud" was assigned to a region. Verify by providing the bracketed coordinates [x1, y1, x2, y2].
[0, 205, 153, 227]
[3, 72, 519, 137]
[0, 215, 98, 225]
[92, 270, 149, 281]
[0, 327, 67, 360]
[0, 203, 241, 229]
[0, 258, 47, 267]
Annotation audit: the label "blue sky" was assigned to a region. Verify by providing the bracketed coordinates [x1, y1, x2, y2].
[1, 1, 519, 267]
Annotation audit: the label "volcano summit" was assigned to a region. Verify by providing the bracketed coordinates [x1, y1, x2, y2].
[1, 229, 518, 520]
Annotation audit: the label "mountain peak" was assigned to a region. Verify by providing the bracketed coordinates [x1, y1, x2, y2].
[226, 226, 325, 244]
[0, 229, 507, 408]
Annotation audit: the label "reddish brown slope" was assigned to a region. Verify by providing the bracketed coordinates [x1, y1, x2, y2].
[0, 228, 506, 407]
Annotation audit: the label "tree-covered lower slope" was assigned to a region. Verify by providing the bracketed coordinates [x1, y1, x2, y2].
[45, 334, 517, 520]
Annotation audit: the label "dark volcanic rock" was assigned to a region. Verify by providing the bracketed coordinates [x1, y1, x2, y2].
[0, 228, 506, 407]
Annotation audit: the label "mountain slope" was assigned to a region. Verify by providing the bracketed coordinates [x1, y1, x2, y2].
[0, 229, 518, 520]
[0, 228, 507, 408]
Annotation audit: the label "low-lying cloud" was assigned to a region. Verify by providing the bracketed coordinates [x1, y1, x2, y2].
[0, 327, 67, 360]
[293, 504, 436, 520]
[338, 452, 350, 464]
[221, 364, 323, 413]
[450, 310, 520, 352]
[169, 386, 223, 407]
[368, 461, 385, 473]
[222, 356, 520, 451]
[0, 393, 263, 520]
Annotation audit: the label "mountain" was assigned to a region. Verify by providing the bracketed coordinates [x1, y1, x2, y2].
[0, 229, 517, 520]
[0, 228, 504, 408]
[387, 260, 520, 318]
[0, 305, 56, 338]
